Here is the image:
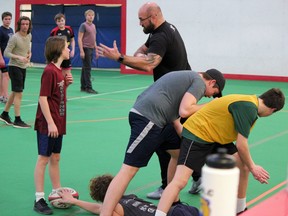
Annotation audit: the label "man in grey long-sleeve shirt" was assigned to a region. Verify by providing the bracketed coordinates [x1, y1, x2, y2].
[0, 16, 32, 128]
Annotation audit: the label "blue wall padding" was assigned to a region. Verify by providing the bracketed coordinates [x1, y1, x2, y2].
[31, 4, 121, 68]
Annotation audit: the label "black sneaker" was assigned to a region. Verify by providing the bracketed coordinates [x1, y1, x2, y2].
[237, 207, 248, 215]
[80, 88, 86, 92]
[0, 114, 13, 125]
[13, 120, 31, 128]
[86, 88, 98, 94]
[33, 198, 53, 215]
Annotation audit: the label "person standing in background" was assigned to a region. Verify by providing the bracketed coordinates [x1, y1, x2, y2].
[78, 9, 98, 94]
[0, 16, 32, 128]
[50, 13, 75, 79]
[0, 11, 14, 103]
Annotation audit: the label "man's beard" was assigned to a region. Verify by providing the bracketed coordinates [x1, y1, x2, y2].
[143, 21, 155, 34]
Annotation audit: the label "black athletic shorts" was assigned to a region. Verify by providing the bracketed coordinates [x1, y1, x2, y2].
[158, 123, 181, 151]
[61, 59, 72, 70]
[178, 137, 237, 172]
[8, 66, 26, 92]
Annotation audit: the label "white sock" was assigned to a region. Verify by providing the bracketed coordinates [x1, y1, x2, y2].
[35, 192, 45, 202]
[155, 209, 167, 216]
[236, 197, 247, 213]
[52, 187, 61, 193]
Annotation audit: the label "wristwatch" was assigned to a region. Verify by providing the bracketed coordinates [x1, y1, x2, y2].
[117, 54, 124, 63]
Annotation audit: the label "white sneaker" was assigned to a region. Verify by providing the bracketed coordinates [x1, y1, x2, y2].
[146, 187, 164, 200]
[188, 178, 201, 194]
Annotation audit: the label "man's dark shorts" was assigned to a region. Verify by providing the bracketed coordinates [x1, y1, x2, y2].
[124, 112, 165, 168]
[178, 137, 237, 172]
[61, 59, 72, 70]
[8, 66, 26, 92]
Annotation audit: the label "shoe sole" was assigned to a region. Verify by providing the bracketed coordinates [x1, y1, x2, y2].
[0, 117, 13, 126]
[146, 193, 161, 200]
[33, 207, 53, 215]
[13, 125, 31, 129]
[188, 190, 200, 194]
[146, 196, 161, 200]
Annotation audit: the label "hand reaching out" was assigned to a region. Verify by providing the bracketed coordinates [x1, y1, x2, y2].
[97, 40, 120, 61]
[251, 165, 270, 184]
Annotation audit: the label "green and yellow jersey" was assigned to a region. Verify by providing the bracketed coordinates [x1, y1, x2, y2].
[183, 94, 259, 144]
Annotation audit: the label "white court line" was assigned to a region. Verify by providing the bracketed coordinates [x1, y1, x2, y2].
[250, 130, 288, 148]
[111, 74, 140, 79]
[21, 86, 148, 108]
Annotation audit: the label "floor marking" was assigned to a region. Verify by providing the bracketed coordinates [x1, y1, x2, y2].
[67, 117, 127, 124]
[247, 180, 288, 207]
[250, 130, 288, 148]
[21, 86, 148, 108]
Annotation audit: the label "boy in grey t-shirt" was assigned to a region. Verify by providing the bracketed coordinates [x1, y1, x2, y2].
[100, 69, 226, 216]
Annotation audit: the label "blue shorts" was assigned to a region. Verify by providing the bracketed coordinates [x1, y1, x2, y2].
[37, 132, 63, 156]
[167, 203, 199, 216]
[124, 112, 164, 167]
[178, 137, 237, 172]
[0, 57, 9, 73]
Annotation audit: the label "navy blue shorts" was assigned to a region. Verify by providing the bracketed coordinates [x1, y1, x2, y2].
[8, 66, 26, 92]
[0, 57, 9, 73]
[124, 112, 164, 167]
[178, 137, 237, 172]
[37, 132, 63, 156]
[167, 203, 199, 216]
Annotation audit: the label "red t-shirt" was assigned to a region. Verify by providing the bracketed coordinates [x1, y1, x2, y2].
[34, 63, 67, 135]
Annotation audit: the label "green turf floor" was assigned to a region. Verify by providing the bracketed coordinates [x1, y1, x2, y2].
[0, 67, 287, 215]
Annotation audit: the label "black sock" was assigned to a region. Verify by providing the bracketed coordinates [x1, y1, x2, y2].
[2, 111, 9, 116]
[15, 116, 21, 122]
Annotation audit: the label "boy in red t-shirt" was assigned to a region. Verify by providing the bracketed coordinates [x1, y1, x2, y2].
[33, 36, 73, 215]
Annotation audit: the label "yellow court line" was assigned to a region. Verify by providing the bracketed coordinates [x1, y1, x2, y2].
[247, 180, 288, 207]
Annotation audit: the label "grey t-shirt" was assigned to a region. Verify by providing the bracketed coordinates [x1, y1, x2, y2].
[133, 70, 206, 127]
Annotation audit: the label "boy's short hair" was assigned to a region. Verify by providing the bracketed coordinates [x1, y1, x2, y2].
[2, 11, 12, 20]
[84, 9, 95, 17]
[259, 88, 285, 112]
[54, 13, 65, 21]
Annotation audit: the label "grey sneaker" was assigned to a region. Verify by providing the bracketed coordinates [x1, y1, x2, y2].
[0, 114, 13, 125]
[188, 178, 201, 194]
[146, 187, 164, 200]
[13, 120, 31, 128]
[34, 198, 53, 215]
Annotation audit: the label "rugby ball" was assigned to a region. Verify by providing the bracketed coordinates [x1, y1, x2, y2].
[48, 187, 79, 209]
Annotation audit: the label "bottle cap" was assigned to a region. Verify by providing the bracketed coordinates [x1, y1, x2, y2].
[206, 148, 236, 169]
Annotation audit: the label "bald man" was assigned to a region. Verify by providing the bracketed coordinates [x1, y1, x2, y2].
[97, 1, 201, 202]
